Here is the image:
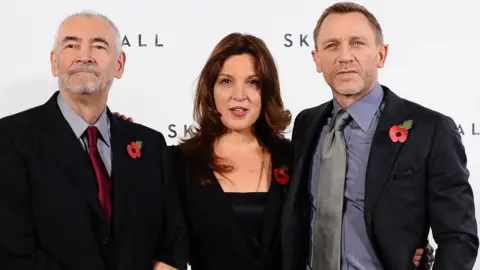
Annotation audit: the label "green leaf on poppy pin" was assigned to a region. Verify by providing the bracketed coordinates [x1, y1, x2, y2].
[135, 141, 143, 149]
[399, 120, 413, 130]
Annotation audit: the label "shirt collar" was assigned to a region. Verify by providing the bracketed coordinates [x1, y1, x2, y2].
[57, 93, 111, 146]
[332, 83, 384, 132]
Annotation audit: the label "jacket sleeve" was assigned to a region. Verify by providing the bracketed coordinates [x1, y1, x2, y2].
[428, 116, 478, 269]
[0, 129, 63, 270]
[152, 141, 188, 270]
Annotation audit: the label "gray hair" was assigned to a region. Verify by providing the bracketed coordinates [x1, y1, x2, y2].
[53, 10, 122, 54]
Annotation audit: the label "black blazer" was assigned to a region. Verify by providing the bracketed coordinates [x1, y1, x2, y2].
[282, 86, 478, 270]
[169, 143, 292, 270]
[0, 92, 188, 270]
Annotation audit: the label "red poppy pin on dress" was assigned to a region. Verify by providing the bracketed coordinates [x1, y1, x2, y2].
[389, 120, 413, 143]
[273, 164, 290, 185]
[127, 140, 142, 159]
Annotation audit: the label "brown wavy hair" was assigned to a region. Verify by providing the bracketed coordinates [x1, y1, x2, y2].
[179, 33, 291, 184]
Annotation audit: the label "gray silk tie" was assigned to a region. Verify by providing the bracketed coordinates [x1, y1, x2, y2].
[312, 109, 351, 270]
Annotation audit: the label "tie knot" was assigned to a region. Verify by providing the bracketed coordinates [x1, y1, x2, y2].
[333, 110, 351, 131]
[86, 126, 99, 147]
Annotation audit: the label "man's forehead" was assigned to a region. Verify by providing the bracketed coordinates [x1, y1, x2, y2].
[57, 16, 115, 42]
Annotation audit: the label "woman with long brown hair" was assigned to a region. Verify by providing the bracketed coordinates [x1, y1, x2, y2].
[170, 33, 292, 269]
[116, 32, 434, 270]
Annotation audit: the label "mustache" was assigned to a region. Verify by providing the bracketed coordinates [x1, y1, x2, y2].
[68, 65, 99, 76]
[336, 66, 359, 73]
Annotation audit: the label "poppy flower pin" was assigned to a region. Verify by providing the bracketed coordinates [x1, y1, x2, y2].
[127, 140, 143, 159]
[273, 164, 290, 185]
[389, 120, 413, 143]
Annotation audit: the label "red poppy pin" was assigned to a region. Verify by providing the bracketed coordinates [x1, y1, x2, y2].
[273, 164, 290, 185]
[127, 140, 143, 159]
[389, 120, 413, 143]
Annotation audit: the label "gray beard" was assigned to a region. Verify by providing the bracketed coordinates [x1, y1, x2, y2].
[58, 73, 113, 94]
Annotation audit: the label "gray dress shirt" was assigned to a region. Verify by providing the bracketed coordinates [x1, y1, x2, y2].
[57, 93, 112, 176]
[308, 83, 384, 270]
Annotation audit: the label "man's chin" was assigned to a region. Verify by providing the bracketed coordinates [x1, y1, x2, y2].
[333, 87, 363, 96]
[65, 86, 101, 95]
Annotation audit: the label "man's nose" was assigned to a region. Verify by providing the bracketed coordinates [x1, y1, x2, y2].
[75, 55, 94, 65]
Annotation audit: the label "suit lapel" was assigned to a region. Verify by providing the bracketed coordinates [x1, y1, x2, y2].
[290, 102, 332, 202]
[281, 102, 332, 269]
[365, 87, 411, 221]
[38, 92, 109, 226]
[108, 112, 139, 235]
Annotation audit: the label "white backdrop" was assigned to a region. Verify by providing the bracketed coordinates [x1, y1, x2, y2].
[1, 0, 479, 267]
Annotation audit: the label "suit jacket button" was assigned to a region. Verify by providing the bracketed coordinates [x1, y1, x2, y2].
[103, 237, 109, 244]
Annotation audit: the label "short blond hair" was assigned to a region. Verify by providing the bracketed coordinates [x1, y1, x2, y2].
[313, 2, 383, 48]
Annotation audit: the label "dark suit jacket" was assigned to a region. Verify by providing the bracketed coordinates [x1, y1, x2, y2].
[282, 86, 478, 270]
[0, 92, 188, 270]
[169, 143, 292, 270]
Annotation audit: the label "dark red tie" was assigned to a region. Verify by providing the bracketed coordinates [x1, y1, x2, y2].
[86, 126, 112, 222]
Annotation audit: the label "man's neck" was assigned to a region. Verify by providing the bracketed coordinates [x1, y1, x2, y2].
[60, 90, 108, 124]
[332, 82, 377, 109]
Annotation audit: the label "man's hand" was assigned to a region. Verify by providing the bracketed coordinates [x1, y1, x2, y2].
[413, 248, 424, 267]
[152, 261, 178, 270]
[413, 243, 435, 269]
[113, 112, 133, 122]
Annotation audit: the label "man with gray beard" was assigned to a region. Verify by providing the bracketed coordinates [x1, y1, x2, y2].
[0, 11, 187, 270]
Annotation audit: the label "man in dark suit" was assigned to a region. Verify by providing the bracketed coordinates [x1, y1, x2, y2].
[281, 2, 478, 270]
[0, 11, 187, 270]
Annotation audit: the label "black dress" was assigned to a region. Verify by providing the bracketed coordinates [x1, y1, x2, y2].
[226, 192, 268, 267]
[168, 144, 292, 270]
